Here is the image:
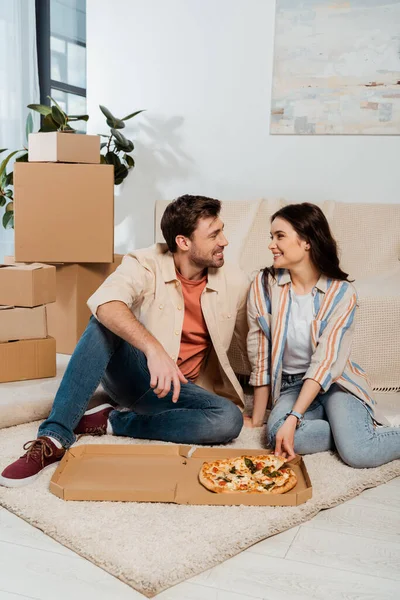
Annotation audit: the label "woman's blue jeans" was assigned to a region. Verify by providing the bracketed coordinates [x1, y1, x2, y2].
[266, 373, 400, 468]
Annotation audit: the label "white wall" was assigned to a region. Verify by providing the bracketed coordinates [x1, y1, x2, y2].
[86, 0, 399, 253]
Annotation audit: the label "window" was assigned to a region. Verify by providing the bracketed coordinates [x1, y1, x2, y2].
[36, 0, 86, 130]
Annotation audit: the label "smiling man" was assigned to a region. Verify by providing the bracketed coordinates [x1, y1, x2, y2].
[1, 195, 250, 487]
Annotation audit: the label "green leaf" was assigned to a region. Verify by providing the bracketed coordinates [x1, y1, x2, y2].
[2, 210, 14, 229]
[100, 155, 107, 164]
[39, 114, 58, 132]
[25, 113, 34, 141]
[122, 109, 145, 121]
[105, 151, 121, 167]
[98, 133, 110, 138]
[52, 105, 67, 126]
[100, 142, 108, 150]
[5, 189, 13, 198]
[111, 128, 129, 145]
[112, 119, 125, 129]
[0, 150, 21, 180]
[5, 201, 13, 211]
[27, 103, 52, 116]
[114, 165, 129, 185]
[5, 171, 13, 186]
[0, 196, 6, 207]
[47, 95, 64, 114]
[0, 149, 8, 155]
[15, 152, 28, 163]
[124, 154, 135, 168]
[115, 139, 134, 153]
[99, 105, 117, 126]
[115, 164, 128, 178]
[67, 114, 89, 121]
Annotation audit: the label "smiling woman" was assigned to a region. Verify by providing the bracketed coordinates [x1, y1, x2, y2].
[246, 202, 400, 470]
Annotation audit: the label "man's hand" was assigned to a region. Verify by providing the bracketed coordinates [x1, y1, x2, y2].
[274, 415, 297, 461]
[146, 346, 188, 403]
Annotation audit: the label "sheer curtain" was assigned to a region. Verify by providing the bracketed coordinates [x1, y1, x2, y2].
[0, 0, 40, 261]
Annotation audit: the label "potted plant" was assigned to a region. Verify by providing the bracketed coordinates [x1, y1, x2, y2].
[0, 101, 144, 229]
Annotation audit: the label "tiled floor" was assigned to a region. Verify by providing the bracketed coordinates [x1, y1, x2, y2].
[0, 476, 399, 600]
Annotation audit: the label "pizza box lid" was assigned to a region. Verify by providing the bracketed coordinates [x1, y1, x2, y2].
[49, 444, 312, 506]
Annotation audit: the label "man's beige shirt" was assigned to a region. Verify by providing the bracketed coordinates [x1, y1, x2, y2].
[87, 244, 249, 407]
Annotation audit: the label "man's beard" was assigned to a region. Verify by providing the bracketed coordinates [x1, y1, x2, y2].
[189, 248, 224, 269]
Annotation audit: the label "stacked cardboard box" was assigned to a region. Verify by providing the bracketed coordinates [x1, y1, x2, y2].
[10, 132, 121, 357]
[0, 263, 57, 383]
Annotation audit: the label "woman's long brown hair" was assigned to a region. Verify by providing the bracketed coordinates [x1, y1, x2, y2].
[263, 202, 352, 283]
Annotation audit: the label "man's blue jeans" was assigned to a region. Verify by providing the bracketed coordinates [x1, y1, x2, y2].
[38, 317, 243, 448]
[266, 373, 400, 468]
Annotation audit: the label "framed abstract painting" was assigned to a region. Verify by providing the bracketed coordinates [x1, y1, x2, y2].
[270, 0, 400, 134]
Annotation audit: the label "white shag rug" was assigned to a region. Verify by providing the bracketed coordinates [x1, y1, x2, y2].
[0, 421, 399, 597]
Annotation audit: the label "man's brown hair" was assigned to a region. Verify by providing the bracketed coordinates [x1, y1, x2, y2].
[161, 194, 221, 252]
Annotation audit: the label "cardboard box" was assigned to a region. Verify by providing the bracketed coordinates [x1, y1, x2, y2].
[28, 132, 100, 164]
[46, 255, 124, 354]
[0, 305, 48, 342]
[14, 163, 114, 263]
[50, 445, 312, 506]
[0, 337, 56, 383]
[0, 262, 56, 307]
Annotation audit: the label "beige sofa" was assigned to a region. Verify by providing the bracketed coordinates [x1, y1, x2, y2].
[156, 199, 400, 394]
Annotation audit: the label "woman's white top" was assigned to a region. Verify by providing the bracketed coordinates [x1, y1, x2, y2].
[282, 290, 314, 374]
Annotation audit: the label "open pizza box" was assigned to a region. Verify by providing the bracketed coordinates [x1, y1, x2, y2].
[50, 444, 312, 506]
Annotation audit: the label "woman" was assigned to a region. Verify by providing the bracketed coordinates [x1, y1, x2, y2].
[245, 202, 400, 468]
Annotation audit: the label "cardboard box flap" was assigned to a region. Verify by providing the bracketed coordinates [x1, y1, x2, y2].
[50, 444, 186, 502]
[0, 306, 13, 311]
[0, 263, 44, 271]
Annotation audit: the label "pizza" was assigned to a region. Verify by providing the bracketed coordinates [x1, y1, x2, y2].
[199, 454, 297, 494]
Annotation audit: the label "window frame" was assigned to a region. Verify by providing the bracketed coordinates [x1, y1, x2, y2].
[35, 0, 86, 107]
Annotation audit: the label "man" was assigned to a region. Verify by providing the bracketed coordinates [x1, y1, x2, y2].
[1, 195, 249, 487]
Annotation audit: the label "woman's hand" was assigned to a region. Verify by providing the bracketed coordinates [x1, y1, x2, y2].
[243, 416, 264, 429]
[274, 415, 297, 460]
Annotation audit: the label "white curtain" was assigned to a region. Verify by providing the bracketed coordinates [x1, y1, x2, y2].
[0, 0, 40, 261]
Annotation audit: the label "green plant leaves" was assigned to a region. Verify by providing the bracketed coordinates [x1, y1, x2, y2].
[0, 150, 21, 180]
[0, 149, 8, 155]
[124, 154, 135, 168]
[0, 196, 6, 207]
[111, 128, 134, 152]
[99, 105, 124, 129]
[105, 151, 121, 167]
[2, 210, 14, 229]
[122, 109, 145, 121]
[27, 103, 52, 116]
[114, 164, 129, 185]
[47, 95, 64, 114]
[25, 113, 34, 141]
[15, 152, 28, 162]
[68, 114, 89, 121]
[40, 114, 59, 132]
[51, 105, 67, 126]
[99, 105, 115, 121]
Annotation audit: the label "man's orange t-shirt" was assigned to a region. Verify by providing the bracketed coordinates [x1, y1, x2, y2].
[176, 270, 210, 381]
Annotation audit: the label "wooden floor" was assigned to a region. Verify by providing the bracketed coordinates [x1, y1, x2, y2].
[0, 476, 399, 600]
